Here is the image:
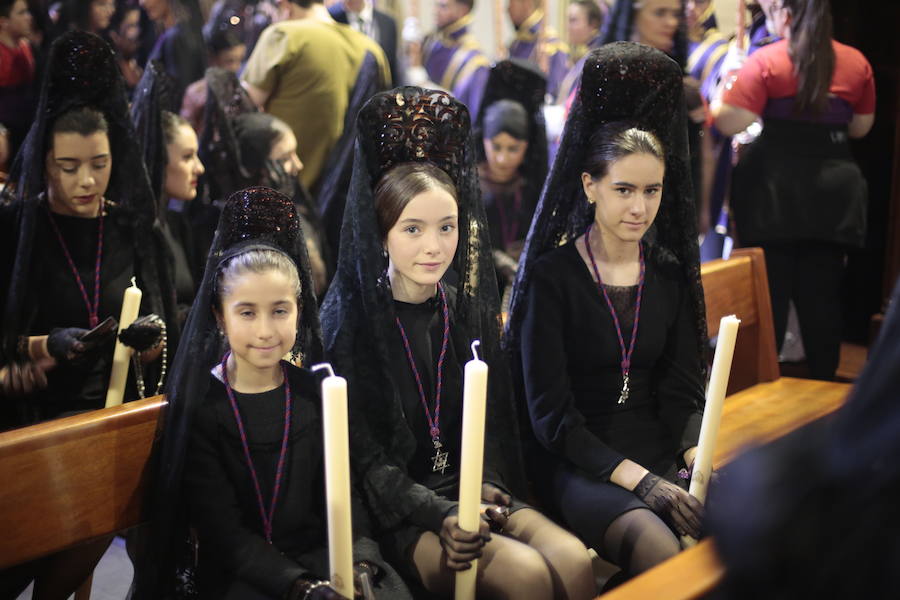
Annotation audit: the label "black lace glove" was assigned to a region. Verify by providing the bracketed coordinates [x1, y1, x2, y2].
[634, 472, 705, 538]
[47, 327, 113, 366]
[119, 314, 164, 352]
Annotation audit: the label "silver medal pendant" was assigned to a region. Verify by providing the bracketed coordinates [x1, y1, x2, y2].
[617, 372, 630, 405]
[431, 438, 450, 474]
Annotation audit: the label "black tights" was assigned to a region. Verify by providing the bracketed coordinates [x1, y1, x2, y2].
[602, 508, 680, 577]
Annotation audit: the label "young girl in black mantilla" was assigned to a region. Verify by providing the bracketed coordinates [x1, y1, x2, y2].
[321, 88, 596, 600]
[134, 187, 411, 599]
[507, 43, 711, 589]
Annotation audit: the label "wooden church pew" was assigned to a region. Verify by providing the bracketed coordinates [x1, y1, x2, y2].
[0, 396, 166, 597]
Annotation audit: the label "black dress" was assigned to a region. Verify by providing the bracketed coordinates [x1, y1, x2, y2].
[520, 241, 704, 543]
[184, 364, 410, 599]
[0, 202, 145, 426]
[337, 293, 525, 575]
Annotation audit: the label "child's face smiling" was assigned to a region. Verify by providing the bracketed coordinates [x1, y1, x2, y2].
[219, 269, 298, 375]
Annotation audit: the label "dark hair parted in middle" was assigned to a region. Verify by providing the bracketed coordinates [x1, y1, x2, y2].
[482, 99, 530, 141]
[373, 162, 458, 239]
[51, 106, 109, 137]
[582, 121, 666, 180]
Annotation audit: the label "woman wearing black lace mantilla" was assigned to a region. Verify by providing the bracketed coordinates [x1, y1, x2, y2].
[507, 42, 709, 589]
[321, 88, 596, 599]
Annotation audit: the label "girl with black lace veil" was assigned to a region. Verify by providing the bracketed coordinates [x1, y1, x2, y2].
[131, 187, 411, 599]
[473, 59, 548, 295]
[131, 60, 206, 310]
[0, 29, 176, 597]
[320, 87, 596, 599]
[506, 42, 709, 588]
[0, 30, 176, 428]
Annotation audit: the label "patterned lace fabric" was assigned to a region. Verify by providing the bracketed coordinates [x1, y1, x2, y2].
[604, 284, 638, 343]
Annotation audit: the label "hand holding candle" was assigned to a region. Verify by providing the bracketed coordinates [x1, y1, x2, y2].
[455, 341, 488, 600]
[105, 277, 142, 407]
[312, 363, 354, 599]
[681, 315, 740, 548]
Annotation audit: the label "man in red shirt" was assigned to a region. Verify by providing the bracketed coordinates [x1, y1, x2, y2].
[0, 0, 36, 155]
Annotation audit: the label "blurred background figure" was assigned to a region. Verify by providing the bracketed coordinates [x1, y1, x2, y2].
[404, 0, 490, 115]
[328, 0, 402, 86]
[557, 0, 604, 105]
[508, 0, 569, 101]
[0, 0, 36, 158]
[714, 0, 875, 381]
[141, 0, 206, 106]
[180, 26, 246, 131]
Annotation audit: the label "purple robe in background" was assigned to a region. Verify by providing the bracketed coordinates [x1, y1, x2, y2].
[423, 14, 491, 115]
[508, 9, 570, 101]
[687, 5, 729, 103]
[556, 33, 602, 106]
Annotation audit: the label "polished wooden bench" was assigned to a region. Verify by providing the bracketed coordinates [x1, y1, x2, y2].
[0, 396, 166, 596]
[595, 248, 854, 599]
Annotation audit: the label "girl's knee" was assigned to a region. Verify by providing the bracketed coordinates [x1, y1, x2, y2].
[483, 543, 553, 599]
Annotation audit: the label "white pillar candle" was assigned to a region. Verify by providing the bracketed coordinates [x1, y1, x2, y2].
[104, 277, 142, 407]
[455, 341, 488, 600]
[682, 314, 740, 547]
[313, 363, 354, 599]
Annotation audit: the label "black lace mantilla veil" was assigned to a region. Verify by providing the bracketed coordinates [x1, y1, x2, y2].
[506, 42, 707, 369]
[131, 60, 179, 212]
[0, 31, 176, 366]
[473, 58, 549, 186]
[198, 66, 257, 204]
[320, 87, 527, 518]
[131, 187, 322, 599]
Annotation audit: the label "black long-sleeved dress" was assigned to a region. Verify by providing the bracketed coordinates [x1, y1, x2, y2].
[327, 291, 523, 574]
[184, 364, 410, 599]
[520, 241, 704, 538]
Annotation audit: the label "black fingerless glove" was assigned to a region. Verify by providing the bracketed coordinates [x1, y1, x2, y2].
[119, 314, 164, 352]
[47, 327, 108, 366]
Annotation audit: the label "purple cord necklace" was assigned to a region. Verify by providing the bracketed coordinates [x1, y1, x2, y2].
[584, 223, 645, 404]
[45, 198, 104, 328]
[221, 353, 292, 543]
[395, 282, 451, 474]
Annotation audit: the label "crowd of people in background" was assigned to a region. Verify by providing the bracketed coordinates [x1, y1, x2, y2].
[0, 0, 879, 598]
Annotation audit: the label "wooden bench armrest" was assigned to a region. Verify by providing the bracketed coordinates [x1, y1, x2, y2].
[0, 396, 167, 568]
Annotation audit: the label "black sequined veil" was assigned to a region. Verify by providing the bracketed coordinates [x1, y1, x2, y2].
[506, 42, 707, 371]
[320, 88, 527, 530]
[131, 187, 322, 598]
[0, 31, 177, 388]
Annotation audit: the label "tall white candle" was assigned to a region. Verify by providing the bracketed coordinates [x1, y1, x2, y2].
[312, 363, 354, 599]
[455, 341, 488, 600]
[682, 314, 740, 547]
[104, 277, 142, 407]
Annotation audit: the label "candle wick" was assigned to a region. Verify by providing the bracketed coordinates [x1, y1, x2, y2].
[131, 276, 136, 287]
[470, 340, 481, 361]
[311, 362, 336, 378]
